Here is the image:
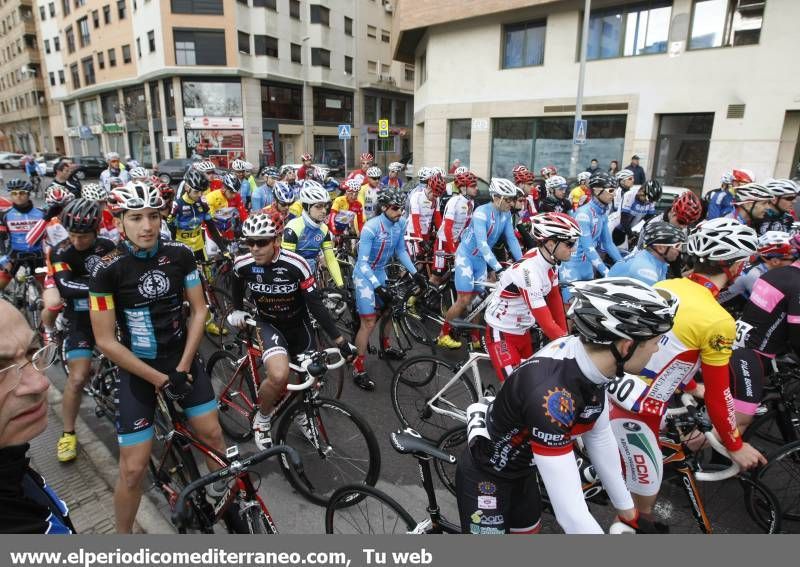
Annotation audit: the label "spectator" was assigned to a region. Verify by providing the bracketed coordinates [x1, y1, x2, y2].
[0, 299, 74, 534]
[99, 153, 130, 192]
[586, 158, 600, 174]
[627, 154, 646, 185]
[609, 160, 620, 175]
[50, 159, 82, 198]
[448, 158, 462, 174]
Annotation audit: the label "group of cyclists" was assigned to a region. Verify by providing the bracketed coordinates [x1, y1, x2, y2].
[1, 146, 798, 534]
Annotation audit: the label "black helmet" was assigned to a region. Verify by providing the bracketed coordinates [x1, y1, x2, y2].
[183, 168, 209, 192]
[221, 173, 241, 193]
[6, 178, 32, 192]
[643, 179, 663, 203]
[377, 188, 405, 209]
[641, 221, 686, 248]
[588, 170, 617, 190]
[60, 198, 101, 234]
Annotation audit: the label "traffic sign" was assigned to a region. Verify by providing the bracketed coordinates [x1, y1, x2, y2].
[378, 119, 389, 139]
[573, 119, 587, 145]
[338, 124, 351, 140]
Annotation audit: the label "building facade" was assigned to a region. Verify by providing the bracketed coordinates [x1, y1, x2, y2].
[393, 0, 799, 193]
[36, 0, 413, 169]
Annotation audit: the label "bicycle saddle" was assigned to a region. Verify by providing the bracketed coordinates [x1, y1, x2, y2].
[390, 429, 456, 463]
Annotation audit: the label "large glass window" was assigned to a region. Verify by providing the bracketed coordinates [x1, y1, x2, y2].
[689, 0, 765, 49]
[310, 4, 329, 26]
[101, 92, 118, 123]
[65, 103, 79, 127]
[254, 35, 278, 57]
[313, 89, 352, 123]
[261, 82, 302, 120]
[584, 1, 672, 60]
[81, 57, 96, 86]
[163, 79, 176, 117]
[363, 95, 377, 124]
[653, 113, 714, 191]
[182, 80, 242, 116]
[80, 98, 100, 124]
[394, 99, 407, 125]
[149, 82, 161, 119]
[174, 29, 226, 65]
[448, 119, 471, 168]
[502, 20, 546, 69]
[311, 47, 330, 68]
[122, 86, 147, 121]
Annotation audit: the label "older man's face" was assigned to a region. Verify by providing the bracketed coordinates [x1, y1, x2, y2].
[0, 301, 49, 448]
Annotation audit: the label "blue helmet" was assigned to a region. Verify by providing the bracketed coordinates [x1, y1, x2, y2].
[273, 182, 295, 204]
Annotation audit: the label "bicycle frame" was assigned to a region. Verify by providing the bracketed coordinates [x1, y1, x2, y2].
[659, 436, 715, 533]
[408, 454, 460, 534]
[424, 352, 490, 424]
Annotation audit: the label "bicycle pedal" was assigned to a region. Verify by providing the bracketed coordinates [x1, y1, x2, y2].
[94, 407, 106, 419]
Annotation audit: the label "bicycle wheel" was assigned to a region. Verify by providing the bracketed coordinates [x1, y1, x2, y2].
[391, 356, 477, 440]
[434, 426, 467, 497]
[380, 310, 436, 373]
[275, 398, 381, 506]
[204, 289, 234, 347]
[754, 440, 800, 527]
[325, 484, 416, 534]
[312, 329, 344, 400]
[744, 409, 799, 455]
[240, 500, 278, 534]
[207, 350, 257, 441]
[321, 287, 357, 342]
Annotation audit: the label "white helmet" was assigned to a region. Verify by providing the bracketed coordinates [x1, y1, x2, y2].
[194, 160, 216, 172]
[686, 218, 758, 262]
[531, 212, 582, 241]
[733, 183, 773, 204]
[616, 169, 634, 181]
[45, 185, 76, 207]
[109, 181, 164, 212]
[765, 178, 798, 198]
[81, 183, 107, 202]
[298, 180, 331, 205]
[241, 211, 283, 238]
[129, 166, 149, 180]
[489, 177, 519, 197]
[431, 166, 445, 177]
[106, 152, 120, 161]
[366, 166, 382, 178]
[388, 162, 404, 173]
[231, 159, 248, 172]
[344, 179, 362, 192]
[545, 175, 568, 192]
[417, 167, 433, 182]
[577, 171, 591, 183]
[243, 161, 254, 171]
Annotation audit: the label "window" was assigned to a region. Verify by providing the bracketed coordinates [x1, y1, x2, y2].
[54, 37, 60, 51]
[503, 20, 546, 68]
[394, 99, 407, 125]
[261, 81, 302, 120]
[40, 6, 46, 19]
[653, 113, 714, 191]
[290, 0, 300, 19]
[49, 2, 56, 17]
[584, 1, 671, 60]
[122, 43, 131, 63]
[103, 4, 111, 23]
[363, 94, 376, 123]
[418, 51, 426, 85]
[65, 26, 75, 53]
[148, 30, 155, 52]
[368, 60, 377, 74]
[236, 0, 247, 5]
[344, 55, 352, 74]
[108, 47, 117, 66]
[80, 99, 99, 125]
[118, 0, 126, 19]
[69, 63, 80, 88]
[58, 69, 65, 84]
[62, 0, 70, 16]
[254, 35, 278, 57]
[182, 80, 242, 116]
[136, 38, 141, 58]
[163, 79, 176, 117]
[404, 64, 414, 82]
[367, 25, 376, 38]
[97, 51, 104, 69]
[311, 47, 330, 68]
[44, 39, 50, 54]
[689, 0, 764, 49]
[344, 16, 353, 36]
[381, 29, 390, 43]
[238, 31, 250, 54]
[49, 71, 55, 86]
[122, 86, 147, 120]
[92, 10, 99, 28]
[101, 92, 118, 122]
[149, 82, 160, 118]
[252, 0, 276, 8]
[448, 119, 471, 168]
[82, 57, 96, 85]
[313, 88, 352, 123]
[381, 63, 390, 75]
[174, 29, 226, 65]
[310, 4, 329, 26]
[291, 42, 301, 63]
[78, 17, 90, 47]
[171, 0, 223, 14]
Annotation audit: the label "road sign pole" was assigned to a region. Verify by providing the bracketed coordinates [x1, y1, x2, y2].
[343, 138, 348, 179]
[570, 0, 592, 179]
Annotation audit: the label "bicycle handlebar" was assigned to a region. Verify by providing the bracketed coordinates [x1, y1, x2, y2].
[288, 348, 345, 390]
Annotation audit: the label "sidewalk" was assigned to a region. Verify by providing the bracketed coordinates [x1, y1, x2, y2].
[27, 386, 175, 534]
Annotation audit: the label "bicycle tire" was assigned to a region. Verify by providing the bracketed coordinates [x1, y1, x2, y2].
[391, 356, 477, 440]
[754, 440, 800, 526]
[241, 501, 278, 534]
[312, 328, 344, 400]
[742, 476, 783, 533]
[379, 310, 436, 373]
[744, 408, 798, 455]
[207, 350, 257, 441]
[325, 484, 417, 534]
[434, 426, 467, 497]
[204, 289, 234, 347]
[275, 398, 381, 506]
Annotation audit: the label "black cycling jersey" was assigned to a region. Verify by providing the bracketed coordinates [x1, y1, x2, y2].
[539, 196, 572, 215]
[231, 248, 339, 340]
[755, 213, 795, 236]
[49, 178, 82, 199]
[51, 237, 116, 318]
[89, 239, 201, 360]
[736, 261, 800, 357]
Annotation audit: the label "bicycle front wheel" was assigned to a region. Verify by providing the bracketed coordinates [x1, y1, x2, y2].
[434, 426, 467, 497]
[207, 350, 257, 441]
[754, 440, 800, 527]
[275, 398, 381, 506]
[325, 484, 416, 534]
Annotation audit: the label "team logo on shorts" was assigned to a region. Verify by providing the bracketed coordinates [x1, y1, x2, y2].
[478, 481, 496, 495]
[138, 270, 171, 299]
[542, 387, 575, 427]
[622, 421, 641, 432]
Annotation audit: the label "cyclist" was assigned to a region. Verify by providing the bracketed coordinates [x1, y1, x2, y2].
[24, 155, 41, 193]
[52, 199, 116, 463]
[382, 162, 404, 189]
[170, 169, 226, 264]
[514, 168, 539, 217]
[534, 165, 557, 204]
[229, 160, 250, 207]
[282, 180, 344, 289]
[358, 166, 383, 221]
[329, 179, 365, 236]
[153, 180, 175, 241]
[483, 212, 581, 380]
[406, 172, 445, 261]
[81, 183, 120, 244]
[280, 165, 301, 197]
[729, 183, 777, 227]
[128, 167, 149, 182]
[99, 152, 130, 192]
[639, 189, 703, 243]
[296, 153, 314, 181]
[39, 186, 74, 342]
[205, 173, 248, 241]
[251, 167, 280, 211]
[225, 212, 356, 449]
[261, 181, 302, 221]
[613, 179, 661, 247]
[608, 218, 766, 520]
[757, 178, 798, 234]
[707, 169, 753, 220]
[49, 159, 82, 199]
[0, 179, 45, 293]
[352, 188, 426, 390]
[90, 180, 224, 533]
[458, 277, 678, 534]
[175, 160, 215, 202]
[539, 175, 571, 213]
[347, 152, 374, 181]
[559, 171, 623, 301]
[569, 171, 592, 211]
[608, 221, 685, 286]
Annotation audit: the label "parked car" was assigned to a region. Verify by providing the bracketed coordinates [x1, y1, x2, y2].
[36, 153, 64, 176]
[0, 153, 24, 169]
[401, 153, 414, 180]
[316, 149, 345, 176]
[65, 155, 108, 179]
[153, 158, 194, 184]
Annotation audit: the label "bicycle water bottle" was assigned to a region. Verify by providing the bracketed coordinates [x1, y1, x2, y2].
[16, 264, 28, 283]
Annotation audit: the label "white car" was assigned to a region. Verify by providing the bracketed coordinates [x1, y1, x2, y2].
[0, 153, 24, 169]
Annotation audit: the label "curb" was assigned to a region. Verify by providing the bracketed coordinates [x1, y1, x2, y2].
[46, 386, 175, 534]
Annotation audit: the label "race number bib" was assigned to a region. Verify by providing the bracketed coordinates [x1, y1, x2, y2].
[606, 373, 649, 412]
[734, 320, 753, 349]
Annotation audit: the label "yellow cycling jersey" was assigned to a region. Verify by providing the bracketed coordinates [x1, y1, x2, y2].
[331, 195, 365, 233]
[289, 201, 303, 219]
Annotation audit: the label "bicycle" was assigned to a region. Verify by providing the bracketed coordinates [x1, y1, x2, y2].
[742, 355, 800, 454]
[80, 349, 119, 425]
[376, 275, 436, 371]
[206, 320, 380, 506]
[197, 254, 236, 346]
[1, 254, 46, 330]
[172, 444, 304, 534]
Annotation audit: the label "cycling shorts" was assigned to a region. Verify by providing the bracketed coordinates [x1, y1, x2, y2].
[729, 348, 770, 416]
[116, 354, 216, 447]
[456, 448, 542, 534]
[454, 250, 488, 295]
[64, 323, 94, 360]
[355, 268, 388, 317]
[258, 319, 314, 361]
[608, 405, 663, 497]
[486, 326, 535, 383]
[432, 239, 448, 275]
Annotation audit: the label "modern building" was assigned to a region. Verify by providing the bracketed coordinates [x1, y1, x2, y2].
[393, 0, 799, 193]
[36, 0, 413, 169]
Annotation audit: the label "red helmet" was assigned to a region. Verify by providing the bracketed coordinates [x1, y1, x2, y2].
[531, 212, 582, 242]
[671, 191, 703, 225]
[515, 169, 536, 185]
[540, 165, 557, 177]
[300, 153, 312, 162]
[512, 164, 528, 175]
[360, 152, 373, 163]
[427, 173, 447, 197]
[454, 171, 477, 188]
[731, 169, 753, 184]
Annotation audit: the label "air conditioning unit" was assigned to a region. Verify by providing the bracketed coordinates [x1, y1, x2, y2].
[383, 1, 393, 13]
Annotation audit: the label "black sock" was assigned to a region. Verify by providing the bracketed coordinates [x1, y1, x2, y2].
[63, 431, 75, 436]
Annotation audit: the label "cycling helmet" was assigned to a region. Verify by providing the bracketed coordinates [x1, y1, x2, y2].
[513, 168, 532, 185]
[344, 179, 362, 193]
[194, 160, 216, 172]
[489, 177, 519, 197]
[757, 231, 794, 259]
[641, 221, 686, 249]
[366, 166, 382, 179]
[671, 191, 703, 225]
[106, 152, 120, 161]
[360, 152, 374, 163]
[427, 173, 447, 197]
[642, 179, 663, 203]
[260, 166, 280, 179]
[221, 173, 241, 193]
[588, 170, 617, 190]
[568, 277, 679, 344]
[512, 164, 529, 175]
[156, 182, 175, 201]
[388, 162, 404, 173]
[81, 183, 107, 202]
[765, 178, 799, 198]
[109, 180, 165, 212]
[108, 177, 125, 190]
[732, 169, 754, 184]
[45, 185, 76, 207]
[417, 166, 433, 182]
[453, 166, 468, 176]
[455, 171, 478, 189]
[577, 171, 591, 183]
[531, 212, 582, 242]
[129, 166, 149, 179]
[377, 188, 405, 209]
[720, 172, 733, 187]
[545, 175, 568, 192]
[6, 178, 32, 192]
[686, 218, 758, 263]
[241, 211, 284, 239]
[309, 166, 330, 183]
[183, 168, 210, 192]
[230, 159, 248, 172]
[299, 180, 331, 205]
[126, 159, 140, 168]
[299, 153, 312, 162]
[273, 182, 294, 204]
[540, 165, 557, 177]
[616, 169, 634, 182]
[60, 198, 101, 234]
[280, 164, 296, 176]
[733, 183, 773, 204]
[431, 166, 446, 178]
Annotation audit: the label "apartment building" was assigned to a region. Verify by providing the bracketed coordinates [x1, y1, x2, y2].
[393, 0, 799, 193]
[37, 0, 413, 169]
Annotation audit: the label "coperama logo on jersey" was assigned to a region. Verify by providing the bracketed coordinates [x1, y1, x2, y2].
[137, 270, 171, 299]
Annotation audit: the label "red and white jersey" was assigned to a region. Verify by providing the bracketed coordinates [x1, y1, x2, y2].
[436, 194, 473, 244]
[45, 218, 68, 247]
[484, 249, 557, 334]
[406, 189, 439, 238]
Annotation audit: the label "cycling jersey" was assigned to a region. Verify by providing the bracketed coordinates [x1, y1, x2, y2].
[0, 202, 45, 255]
[406, 189, 441, 240]
[329, 195, 364, 235]
[436, 194, 473, 254]
[49, 178, 82, 199]
[204, 189, 248, 238]
[250, 183, 273, 212]
[717, 262, 767, 307]
[539, 196, 571, 214]
[607, 248, 667, 286]
[89, 240, 201, 361]
[756, 213, 796, 236]
[358, 183, 381, 220]
[569, 186, 591, 210]
[282, 213, 343, 287]
[170, 192, 212, 252]
[706, 188, 735, 220]
[99, 168, 130, 192]
[99, 209, 120, 244]
[380, 175, 402, 189]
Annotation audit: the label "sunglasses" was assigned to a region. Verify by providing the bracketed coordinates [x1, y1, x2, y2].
[10, 190, 30, 196]
[562, 240, 577, 248]
[369, 176, 381, 181]
[245, 238, 275, 248]
[388, 205, 404, 212]
[780, 195, 796, 202]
